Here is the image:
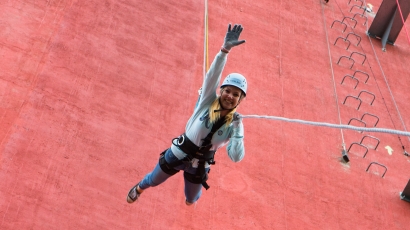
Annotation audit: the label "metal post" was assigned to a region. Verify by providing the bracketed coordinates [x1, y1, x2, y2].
[381, 8, 398, 51]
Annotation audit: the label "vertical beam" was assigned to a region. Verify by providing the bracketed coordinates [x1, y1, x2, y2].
[381, 8, 398, 51]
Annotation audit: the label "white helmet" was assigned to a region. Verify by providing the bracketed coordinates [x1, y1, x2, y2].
[221, 73, 247, 96]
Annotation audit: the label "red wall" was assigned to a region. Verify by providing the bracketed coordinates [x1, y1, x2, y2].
[1, 0, 410, 229]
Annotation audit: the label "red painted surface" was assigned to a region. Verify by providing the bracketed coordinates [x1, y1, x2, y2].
[1, 0, 410, 229]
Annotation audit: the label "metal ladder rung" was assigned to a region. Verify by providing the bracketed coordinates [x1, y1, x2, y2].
[343, 95, 362, 110]
[331, 20, 348, 33]
[337, 56, 355, 69]
[341, 74, 359, 89]
[334, 37, 351, 50]
[361, 113, 379, 127]
[358, 90, 376, 105]
[342, 16, 358, 28]
[360, 135, 380, 150]
[353, 70, 369, 83]
[353, 13, 368, 26]
[350, 52, 367, 65]
[366, 162, 387, 178]
[346, 32, 362, 46]
[348, 142, 369, 157]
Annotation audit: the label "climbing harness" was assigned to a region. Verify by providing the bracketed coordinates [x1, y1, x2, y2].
[158, 149, 180, 176]
[171, 117, 226, 190]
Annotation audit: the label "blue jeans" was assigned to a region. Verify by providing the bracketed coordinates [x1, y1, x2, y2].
[139, 148, 209, 203]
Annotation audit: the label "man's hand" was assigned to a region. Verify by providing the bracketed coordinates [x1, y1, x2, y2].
[222, 24, 246, 51]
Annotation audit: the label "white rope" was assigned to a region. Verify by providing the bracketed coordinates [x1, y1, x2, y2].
[240, 114, 410, 137]
[320, 0, 346, 149]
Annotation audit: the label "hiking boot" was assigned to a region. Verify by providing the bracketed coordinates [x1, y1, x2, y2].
[127, 183, 141, 203]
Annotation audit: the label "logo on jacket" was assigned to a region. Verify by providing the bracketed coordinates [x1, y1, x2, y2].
[199, 112, 211, 129]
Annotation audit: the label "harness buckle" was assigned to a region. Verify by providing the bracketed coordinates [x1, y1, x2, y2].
[177, 135, 185, 145]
